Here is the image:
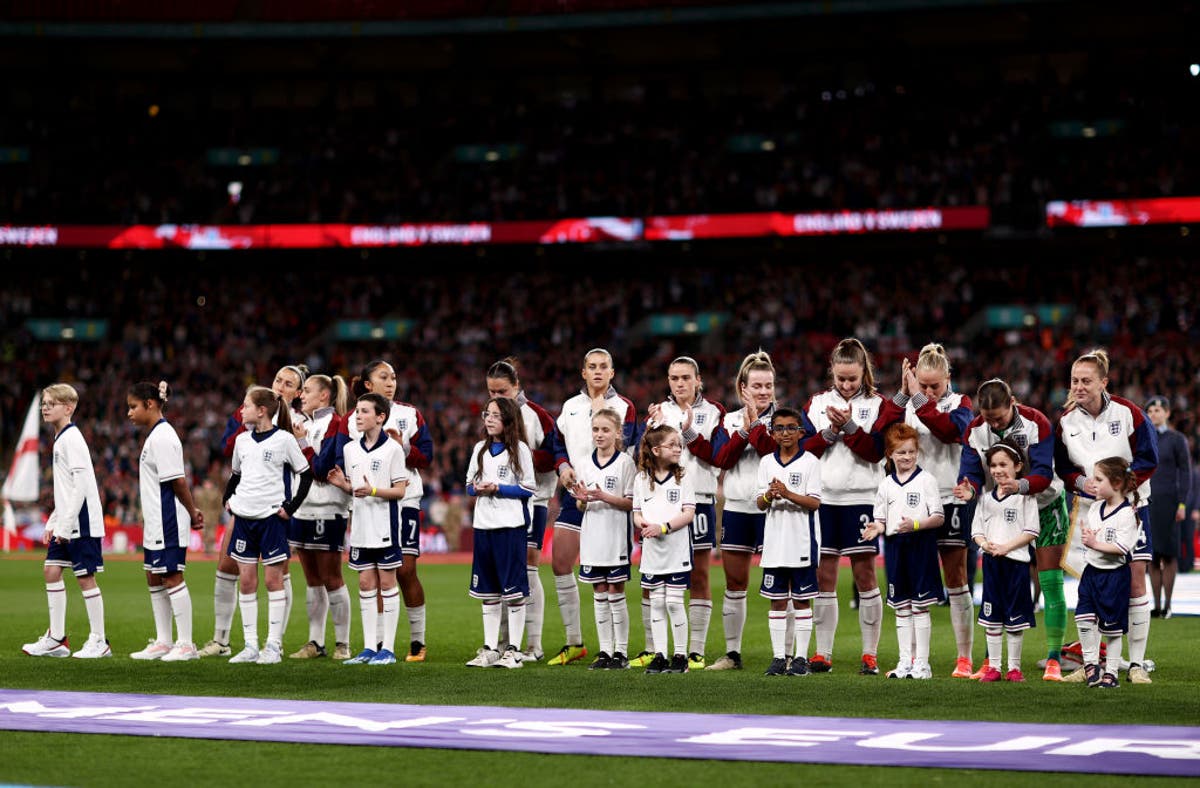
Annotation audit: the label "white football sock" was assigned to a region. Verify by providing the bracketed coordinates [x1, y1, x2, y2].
[81, 586, 105, 640]
[281, 573, 293, 631]
[641, 596, 654, 653]
[913, 607, 931, 663]
[46, 580, 67, 641]
[1127, 592, 1151, 665]
[593, 591, 613, 655]
[554, 573, 582, 645]
[150, 586, 173, 645]
[407, 603, 427, 646]
[722, 590, 747, 654]
[947, 585, 973, 660]
[666, 586, 687, 657]
[768, 610, 788, 659]
[794, 606, 813, 659]
[813, 591, 838, 659]
[168, 582, 192, 644]
[650, 588, 669, 656]
[784, 599, 796, 658]
[985, 629, 1003, 669]
[213, 571, 237, 644]
[381, 589, 400, 653]
[306, 586, 329, 646]
[328, 585, 352, 646]
[859, 588, 883, 657]
[688, 598, 712, 656]
[266, 589, 286, 649]
[610, 593, 629, 655]
[1078, 621, 1100, 665]
[895, 605, 913, 667]
[482, 601, 502, 651]
[1105, 634, 1123, 677]
[359, 590, 378, 652]
[526, 566, 544, 650]
[239, 592, 259, 648]
[1006, 630, 1023, 672]
[505, 600, 527, 651]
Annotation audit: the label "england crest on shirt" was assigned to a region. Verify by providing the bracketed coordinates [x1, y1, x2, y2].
[906, 492, 920, 508]
[263, 450, 274, 462]
[397, 418, 408, 432]
[789, 472, 802, 488]
[1109, 421, 1122, 436]
[604, 475, 617, 492]
[1004, 508, 1017, 523]
[667, 489, 680, 504]
[1013, 433, 1028, 448]
[371, 459, 383, 472]
[858, 408, 871, 422]
[498, 465, 510, 480]
[694, 412, 707, 426]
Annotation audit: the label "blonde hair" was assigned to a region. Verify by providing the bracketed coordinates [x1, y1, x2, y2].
[591, 408, 625, 451]
[42, 383, 79, 407]
[830, 337, 877, 397]
[1066, 348, 1110, 409]
[916, 342, 951, 377]
[308, 374, 350, 416]
[582, 348, 613, 367]
[734, 350, 775, 392]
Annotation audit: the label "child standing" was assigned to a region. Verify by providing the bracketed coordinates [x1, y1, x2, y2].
[861, 423, 944, 679]
[223, 386, 313, 665]
[127, 381, 205, 662]
[330, 393, 409, 665]
[22, 384, 108, 659]
[756, 407, 822, 676]
[972, 438, 1040, 682]
[574, 408, 636, 670]
[465, 397, 536, 669]
[633, 425, 696, 674]
[1075, 457, 1143, 689]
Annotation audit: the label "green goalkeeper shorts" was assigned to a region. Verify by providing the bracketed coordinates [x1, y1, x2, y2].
[1036, 490, 1069, 549]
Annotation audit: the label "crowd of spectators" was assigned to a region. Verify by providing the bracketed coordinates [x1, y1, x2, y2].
[1, 240, 1198, 550]
[1, 19, 1194, 229]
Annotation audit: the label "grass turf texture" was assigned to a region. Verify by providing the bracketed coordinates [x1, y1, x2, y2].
[2, 557, 1197, 786]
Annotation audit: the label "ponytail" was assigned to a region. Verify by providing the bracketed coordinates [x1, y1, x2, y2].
[830, 337, 876, 397]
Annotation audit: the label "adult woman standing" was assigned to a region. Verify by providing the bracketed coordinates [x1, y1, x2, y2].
[647, 356, 725, 668]
[955, 377, 1067, 680]
[690, 351, 778, 671]
[1144, 396, 1190, 618]
[883, 344, 976, 678]
[1054, 350, 1159, 683]
[550, 348, 640, 666]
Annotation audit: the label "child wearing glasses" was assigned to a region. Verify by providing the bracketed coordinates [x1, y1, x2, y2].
[756, 407, 822, 676]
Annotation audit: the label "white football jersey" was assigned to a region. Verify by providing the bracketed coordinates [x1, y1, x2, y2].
[579, 450, 636, 566]
[633, 471, 695, 575]
[757, 451, 822, 568]
[139, 419, 191, 549]
[975, 490, 1040, 563]
[229, 427, 310, 520]
[872, 467, 943, 537]
[49, 424, 104, 539]
[343, 433, 409, 548]
[466, 440, 536, 530]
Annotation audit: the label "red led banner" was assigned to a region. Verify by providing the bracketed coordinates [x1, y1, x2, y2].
[0, 207, 989, 250]
[1046, 198, 1200, 227]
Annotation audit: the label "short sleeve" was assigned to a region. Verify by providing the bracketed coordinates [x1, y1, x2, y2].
[632, 475, 647, 512]
[231, 437, 243, 474]
[804, 456, 822, 499]
[156, 431, 186, 482]
[873, 482, 888, 523]
[286, 436, 310, 473]
[619, 456, 635, 497]
[925, 476, 944, 518]
[465, 443, 481, 486]
[518, 443, 536, 489]
[680, 474, 696, 508]
[756, 456, 771, 498]
[1022, 497, 1040, 535]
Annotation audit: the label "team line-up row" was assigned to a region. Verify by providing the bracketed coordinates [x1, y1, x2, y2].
[21, 341, 1166, 687]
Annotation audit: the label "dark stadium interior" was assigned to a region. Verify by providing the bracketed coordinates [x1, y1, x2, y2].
[2, 0, 1199, 531]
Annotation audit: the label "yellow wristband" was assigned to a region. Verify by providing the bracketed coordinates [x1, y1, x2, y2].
[661, 524, 669, 535]
[371, 486, 377, 497]
[913, 519, 920, 531]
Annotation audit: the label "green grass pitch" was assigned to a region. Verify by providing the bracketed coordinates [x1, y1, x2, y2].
[1, 556, 1196, 786]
